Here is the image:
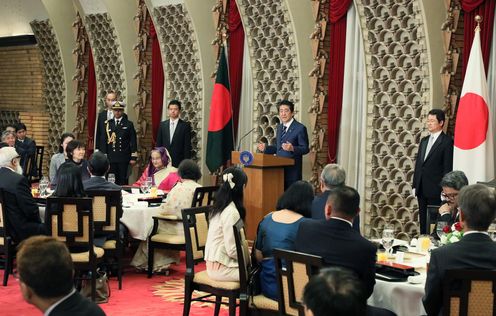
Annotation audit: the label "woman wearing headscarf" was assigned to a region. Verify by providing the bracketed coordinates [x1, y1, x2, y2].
[133, 147, 179, 191]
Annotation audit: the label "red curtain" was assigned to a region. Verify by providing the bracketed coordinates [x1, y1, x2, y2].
[327, 0, 353, 163]
[227, 0, 244, 140]
[461, 0, 495, 79]
[86, 50, 97, 157]
[150, 21, 165, 146]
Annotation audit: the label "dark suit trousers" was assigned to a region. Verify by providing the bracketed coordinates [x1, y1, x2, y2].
[417, 194, 441, 234]
[110, 162, 129, 185]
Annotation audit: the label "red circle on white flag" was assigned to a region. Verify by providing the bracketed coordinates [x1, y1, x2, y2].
[454, 92, 488, 150]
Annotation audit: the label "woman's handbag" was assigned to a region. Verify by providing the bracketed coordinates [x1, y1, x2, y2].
[80, 270, 111, 304]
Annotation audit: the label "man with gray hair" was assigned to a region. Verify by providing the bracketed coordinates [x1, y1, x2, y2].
[424, 184, 496, 315]
[311, 164, 359, 231]
[0, 147, 45, 242]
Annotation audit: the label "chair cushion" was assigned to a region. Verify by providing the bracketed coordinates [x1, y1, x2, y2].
[251, 295, 278, 311]
[71, 247, 105, 262]
[193, 270, 240, 290]
[151, 233, 185, 244]
[102, 239, 116, 249]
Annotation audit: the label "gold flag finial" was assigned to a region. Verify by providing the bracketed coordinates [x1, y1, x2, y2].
[475, 15, 482, 31]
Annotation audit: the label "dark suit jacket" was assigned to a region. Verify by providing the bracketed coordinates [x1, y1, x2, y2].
[413, 132, 453, 198]
[15, 137, 37, 176]
[294, 218, 376, 298]
[99, 116, 137, 163]
[95, 110, 127, 151]
[311, 190, 360, 232]
[49, 291, 106, 316]
[83, 176, 122, 191]
[0, 167, 45, 242]
[156, 118, 192, 167]
[264, 119, 309, 188]
[423, 233, 496, 316]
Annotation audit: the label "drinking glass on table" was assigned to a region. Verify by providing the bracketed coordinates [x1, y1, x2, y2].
[418, 235, 432, 253]
[107, 173, 116, 184]
[382, 225, 395, 255]
[39, 177, 49, 197]
[140, 182, 148, 194]
[436, 221, 448, 240]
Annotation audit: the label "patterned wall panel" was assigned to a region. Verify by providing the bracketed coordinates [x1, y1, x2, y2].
[30, 19, 66, 165]
[85, 13, 125, 107]
[154, 4, 202, 162]
[236, 0, 300, 150]
[356, 0, 431, 240]
[0, 111, 20, 130]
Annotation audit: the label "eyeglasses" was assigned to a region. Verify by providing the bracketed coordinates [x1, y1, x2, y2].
[441, 191, 458, 200]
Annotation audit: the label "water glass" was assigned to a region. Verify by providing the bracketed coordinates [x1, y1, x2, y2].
[436, 221, 448, 240]
[382, 225, 395, 254]
[108, 173, 116, 184]
[39, 177, 49, 197]
[140, 182, 149, 194]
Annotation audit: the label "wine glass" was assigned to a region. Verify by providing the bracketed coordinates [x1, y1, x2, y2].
[436, 221, 448, 240]
[382, 225, 395, 255]
[146, 177, 153, 193]
[39, 176, 49, 197]
[140, 182, 148, 194]
[107, 173, 116, 184]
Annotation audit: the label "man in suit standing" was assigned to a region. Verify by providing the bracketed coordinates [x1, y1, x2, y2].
[14, 122, 37, 177]
[295, 186, 376, 298]
[83, 151, 121, 191]
[17, 236, 105, 316]
[95, 91, 128, 151]
[311, 163, 360, 232]
[423, 184, 496, 315]
[156, 100, 192, 167]
[413, 109, 453, 234]
[257, 100, 309, 189]
[99, 101, 137, 185]
[0, 147, 45, 243]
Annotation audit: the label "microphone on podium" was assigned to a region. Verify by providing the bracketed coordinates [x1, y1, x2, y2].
[236, 127, 256, 152]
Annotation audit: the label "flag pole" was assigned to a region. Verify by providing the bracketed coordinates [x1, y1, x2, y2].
[475, 15, 482, 32]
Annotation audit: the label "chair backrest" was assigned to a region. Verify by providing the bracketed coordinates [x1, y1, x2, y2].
[0, 189, 9, 247]
[191, 186, 218, 207]
[427, 204, 440, 234]
[182, 206, 211, 270]
[273, 249, 324, 316]
[85, 190, 122, 235]
[233, 218, 250, 292]
[46, 196, 94, 248]
[443, 269, 496, 316]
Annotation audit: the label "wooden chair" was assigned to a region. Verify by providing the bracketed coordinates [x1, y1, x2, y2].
[85, 189, 123, 289]
[443, 269, 496, 316]
[232, 218, 278, 316]
[0, 189, 15, 286]
[46, 196, 104, 301]
[273, 249, 323, 316]
[182, 206, 242, 316]
[26, 146, 44, 183]
[191, 186, 218, 207]
[147, 185, 218, 278]
[427, 204, 440, 235]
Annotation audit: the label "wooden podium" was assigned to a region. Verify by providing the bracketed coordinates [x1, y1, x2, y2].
[232, 151, 294, 240]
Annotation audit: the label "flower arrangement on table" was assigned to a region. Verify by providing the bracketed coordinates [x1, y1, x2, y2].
[440, 222, 464, 245]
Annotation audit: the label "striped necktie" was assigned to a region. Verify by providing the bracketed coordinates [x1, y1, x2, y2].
[281, 125, 287, 138]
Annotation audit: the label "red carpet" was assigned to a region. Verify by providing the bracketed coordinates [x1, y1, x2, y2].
[0, 261, 231, 316]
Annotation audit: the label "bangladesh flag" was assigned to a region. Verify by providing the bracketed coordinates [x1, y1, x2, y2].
[206, 46, 234, 173]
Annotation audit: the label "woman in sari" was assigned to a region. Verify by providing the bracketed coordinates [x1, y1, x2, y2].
[133, 147, 179, 192]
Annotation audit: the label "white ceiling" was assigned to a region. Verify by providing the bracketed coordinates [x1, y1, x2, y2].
[0, 0, 48, 37]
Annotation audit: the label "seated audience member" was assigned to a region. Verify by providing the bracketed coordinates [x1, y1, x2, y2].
[49, 132, 74, 182]
[295, 186, 376, 298]
[51, 140, 90, 189]
[83, 151, 121, 191]
[312, 164, 360, 232]
[303, 267, 395, 316]
[205, 167, 247, 282]
[14, 122, 37, 177]
[423, 184, 496, 316]
[5, 124, 16, 134]
[0, 147, 46, 242]
[17, 236, 105, 316]
[133, 147, 180, 191]
[435, 170, 468, 229]
[0, 130, 16, 148]
[131, 159, 202, 272]
[255, 181, 313, 300]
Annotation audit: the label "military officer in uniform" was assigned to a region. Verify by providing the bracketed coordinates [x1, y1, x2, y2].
[99, 101, 137, 185]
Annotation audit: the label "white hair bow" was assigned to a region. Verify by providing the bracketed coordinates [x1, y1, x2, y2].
[223, 173, 235, 189]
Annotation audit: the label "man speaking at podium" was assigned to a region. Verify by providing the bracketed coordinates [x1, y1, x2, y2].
[257, 100, 309, 189]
